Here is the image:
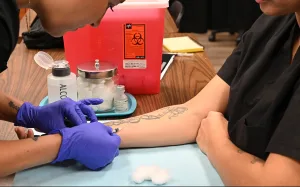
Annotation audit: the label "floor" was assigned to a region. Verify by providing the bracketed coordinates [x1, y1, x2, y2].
[194, 31, 237, 72]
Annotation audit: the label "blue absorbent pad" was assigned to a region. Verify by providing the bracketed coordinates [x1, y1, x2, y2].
[13, 144, 224, 186]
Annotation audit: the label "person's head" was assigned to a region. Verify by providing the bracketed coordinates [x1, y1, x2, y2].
[257, 0, 300, 16]
[18, 0, 125, 37]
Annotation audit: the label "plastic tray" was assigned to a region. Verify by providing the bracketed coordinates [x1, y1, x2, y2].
[39, 93, 137, 117]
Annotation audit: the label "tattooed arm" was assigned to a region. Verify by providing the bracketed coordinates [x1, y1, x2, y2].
[0, 91, 63, 177]
[105, 105, 200, 148]
[206, 139, 266, 185]
[207, 142, 300, 185]
[106, 75, 230, 148]
[0, 90, 23, 123]
[0, 134, 62, 177]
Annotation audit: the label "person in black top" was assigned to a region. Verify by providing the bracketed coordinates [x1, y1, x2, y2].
[0, 0, 124, 177]
[102, 0, 300, 185]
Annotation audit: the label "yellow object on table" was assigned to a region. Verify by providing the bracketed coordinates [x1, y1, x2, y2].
[163, 36, 204, 53]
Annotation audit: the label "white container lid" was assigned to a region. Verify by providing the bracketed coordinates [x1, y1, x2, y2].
[114, 0, 169, 9]
[34, 51, 69, 70]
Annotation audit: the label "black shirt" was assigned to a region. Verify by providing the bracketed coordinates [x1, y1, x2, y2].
[218, 13, 300, 161]
[0, 0, 19, 73]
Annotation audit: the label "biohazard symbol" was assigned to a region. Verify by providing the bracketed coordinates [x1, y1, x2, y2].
[131, 33, 144, 45]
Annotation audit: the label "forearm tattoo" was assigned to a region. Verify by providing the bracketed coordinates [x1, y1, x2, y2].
[105, 106, 188, 126]
[250, 156, 263, 164]
[8, 101, 20, 111]
[237, 149, 264, 164]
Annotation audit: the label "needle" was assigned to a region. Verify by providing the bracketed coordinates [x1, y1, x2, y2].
[113, 127, 123, 133]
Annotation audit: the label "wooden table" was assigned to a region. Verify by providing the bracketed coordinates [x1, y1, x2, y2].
[0, 10, 215, 186]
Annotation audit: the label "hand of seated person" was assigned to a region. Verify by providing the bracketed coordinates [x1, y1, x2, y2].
[14, 126, 34, 139]
[196, 111, 229, 155]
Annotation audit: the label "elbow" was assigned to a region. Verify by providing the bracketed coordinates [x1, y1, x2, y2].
[225, 180, 264, 186]
[0, 170, 10, 178]
[226, 177, 300, 186]
[259, 179, 300, 186]
[0, 160, 14, 178]
[258, 171, 300, 186]
[223, 172, 266, 186]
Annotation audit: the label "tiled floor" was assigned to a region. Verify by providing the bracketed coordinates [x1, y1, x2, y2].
[194, 31, 237, 72]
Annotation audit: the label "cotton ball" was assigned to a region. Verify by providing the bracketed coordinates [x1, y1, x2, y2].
[131, 166, 150, 184]
[134, 166, 150, 174]
[77, 77, 88, 87]
[90, 83, 98, 91]
[147, 166, 161, 178]
[82, 87, 92, 98]
[151, 169, 171, 185]
[132, 170, 146, 184]
[131, 166, 170, 185]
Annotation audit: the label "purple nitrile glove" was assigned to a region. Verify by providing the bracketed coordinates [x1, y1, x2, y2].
[50, 122, 121, 170]
[15, 98, 103, 133]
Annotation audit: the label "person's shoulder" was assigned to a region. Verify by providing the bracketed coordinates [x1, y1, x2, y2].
[248, 13, 296, 34]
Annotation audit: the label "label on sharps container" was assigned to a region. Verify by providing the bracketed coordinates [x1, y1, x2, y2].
[123, 59, 147, 69]
[123, 23, 146, 69]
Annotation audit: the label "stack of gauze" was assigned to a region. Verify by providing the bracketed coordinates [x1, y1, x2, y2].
[131, 165, 171, 185]
[77, 77, 116, 111]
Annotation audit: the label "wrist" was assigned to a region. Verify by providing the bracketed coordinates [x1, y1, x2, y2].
[3, 100, 24, 123]
[48, 133, 63, 162]
[207, 137, 231, 161]
[49, 128, 75, 163]
[15, 102, 37, 128]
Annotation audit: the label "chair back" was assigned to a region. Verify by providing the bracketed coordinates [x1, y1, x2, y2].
[168, 0, 184, 28]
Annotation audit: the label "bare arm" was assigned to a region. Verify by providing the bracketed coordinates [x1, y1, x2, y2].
[0, 134, 61, 177]
[106, 75, 230, 148]
[207, 139, 300, 186]
[0, 90, 23, 123]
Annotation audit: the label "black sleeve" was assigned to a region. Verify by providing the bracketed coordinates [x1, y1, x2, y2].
[266, 86, 300, 161]
[216, 33, 246, 86]
[0, 20, 11, 73]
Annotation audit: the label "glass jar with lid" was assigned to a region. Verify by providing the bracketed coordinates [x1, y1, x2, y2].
[77, 59, 118, 112]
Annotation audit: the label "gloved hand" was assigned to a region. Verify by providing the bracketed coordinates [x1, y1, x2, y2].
[15, 98, 103, 133]
[50, 122, 121, 170]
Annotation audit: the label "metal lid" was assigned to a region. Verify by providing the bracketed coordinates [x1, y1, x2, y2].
[77, 59, 117, 79]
